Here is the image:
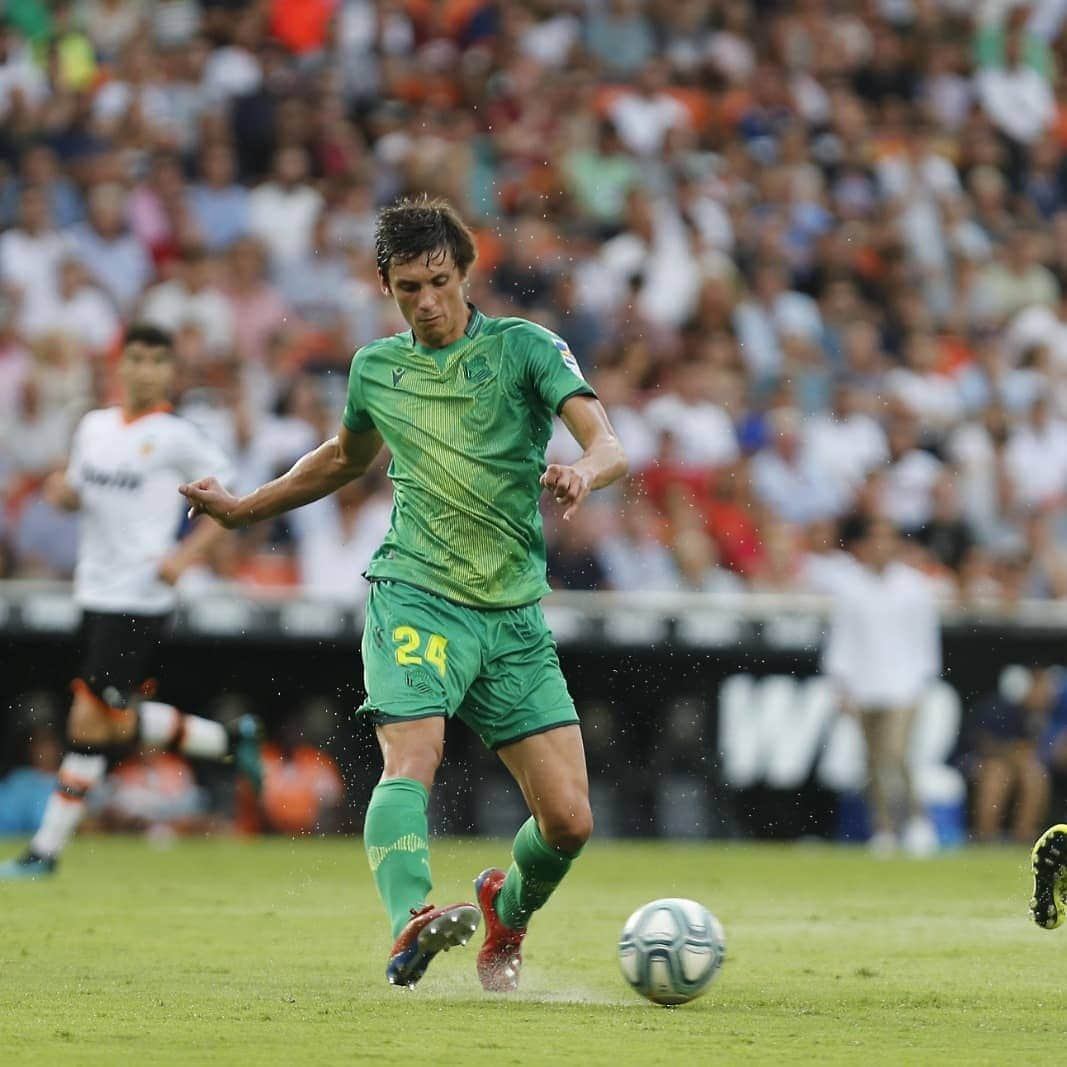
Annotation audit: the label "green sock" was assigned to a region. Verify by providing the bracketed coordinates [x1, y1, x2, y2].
[364, 778, 433, 938]
[495, 817, 580, 931]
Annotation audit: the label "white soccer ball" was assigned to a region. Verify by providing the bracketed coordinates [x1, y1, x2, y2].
[617, 897, 726, 1006]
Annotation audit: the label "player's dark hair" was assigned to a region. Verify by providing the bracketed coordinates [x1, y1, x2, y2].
[375, 195, 477, 282]
[124, 322, 174, 355]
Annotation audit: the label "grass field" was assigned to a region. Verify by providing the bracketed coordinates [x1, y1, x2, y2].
[1, 837, 1065, 1065]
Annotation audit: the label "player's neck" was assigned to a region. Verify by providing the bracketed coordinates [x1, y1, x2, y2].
[121, 401, 172, 424]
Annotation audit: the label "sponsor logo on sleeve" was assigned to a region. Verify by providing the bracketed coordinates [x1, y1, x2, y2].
[553, 337, 585, 380]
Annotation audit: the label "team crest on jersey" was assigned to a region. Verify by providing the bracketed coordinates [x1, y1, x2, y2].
[462, 355, 492, 383]
[553, 338, 585, 380]
[140, 440, 155, 457]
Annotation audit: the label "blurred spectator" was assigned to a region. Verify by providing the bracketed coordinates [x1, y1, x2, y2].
[21, 256, 120, 353]
[245, 704, 345, 836]
[1004, 394, 1067, 512]
[187, 143, 250, 253]
[967, 666, 1063, 843]
[290, 469, 393, 606]
[141, 243, 235, 355]
[0, 295, 31, 420]
[607, 60, 690, 158]
[563, 121, 640, 232]
[547, 509, 608, 591]
[66, 183, 152, 314]
[881, 412, 944, 533]
[644, 364, 738, 470]
[0, 186, 68, 336]
[733, 261, 823, 382]
[223, 237, 289, 366]
[92, 751, 213, 836]
[248, 146, 324, 267]
[974, 7, 1055, 148]
[916, 476, 975, 572]
[752, 407, 843, 524]
[596, 485, 678, 592]
[973, 229, 1059, 326]
[91, 39, 172, 144]
[201, 7, 263, 105]
[0, 20, 49, 121]
[276, 210, 350, 328]
[80, 0, 145, 63]
[671, 519, 746, 595]
[585, 0, 657, 77]
[0, 144, 84, 229]
[804, 384, 889, 503]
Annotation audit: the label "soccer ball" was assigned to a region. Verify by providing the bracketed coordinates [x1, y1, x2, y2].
[617, 898, 726, 1006]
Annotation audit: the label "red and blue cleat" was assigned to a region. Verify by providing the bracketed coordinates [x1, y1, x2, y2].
[474, 868, 527, 992]
[386, 902, 480, 987]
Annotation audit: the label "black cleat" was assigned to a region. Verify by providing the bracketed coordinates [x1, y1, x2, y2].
[1030, 824, 1067, 929]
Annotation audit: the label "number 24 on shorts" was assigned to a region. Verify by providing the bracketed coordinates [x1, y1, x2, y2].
[392, 626, 448, 676]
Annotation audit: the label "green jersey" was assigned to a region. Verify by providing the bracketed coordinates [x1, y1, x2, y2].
[342, 305, 596, 609]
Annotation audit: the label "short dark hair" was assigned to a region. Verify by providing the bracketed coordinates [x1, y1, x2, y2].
[374, 195, 477, 282]
[124, 322, 174, 354]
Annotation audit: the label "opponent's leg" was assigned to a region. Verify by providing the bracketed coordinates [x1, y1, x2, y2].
[369, 719, 479, 987]
[1031, 824, 1067, 929]
[476, 724, 592, 991]
[0, 686, 124, 877]
[137, 699, 264, 792]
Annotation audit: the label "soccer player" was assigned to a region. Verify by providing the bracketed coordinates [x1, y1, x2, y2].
[1031, 824, 1067, 929]
[179, 197, 627, 990]
[0, 324, 263, 880]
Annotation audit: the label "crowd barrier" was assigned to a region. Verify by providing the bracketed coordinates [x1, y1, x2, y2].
[4, 583, 1066, 838]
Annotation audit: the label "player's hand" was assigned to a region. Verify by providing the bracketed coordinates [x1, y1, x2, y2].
[540, 464, 591, 521]
[157, 555, 185, 586]
[42, 470, 80, 511]
[179, 477, 243, 528]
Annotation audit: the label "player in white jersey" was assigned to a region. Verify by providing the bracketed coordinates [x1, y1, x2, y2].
[0, 324, 263, 880]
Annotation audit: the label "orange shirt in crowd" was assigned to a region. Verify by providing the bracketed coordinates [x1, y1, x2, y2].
[251, 743, 344, 836]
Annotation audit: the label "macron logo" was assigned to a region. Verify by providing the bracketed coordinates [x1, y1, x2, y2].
[392, 367, 407, 388]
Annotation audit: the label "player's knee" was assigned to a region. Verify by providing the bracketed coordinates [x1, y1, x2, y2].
[540, 799, 593, 855]
[381, 740, 444, 788]
[68, 693, 114, 746]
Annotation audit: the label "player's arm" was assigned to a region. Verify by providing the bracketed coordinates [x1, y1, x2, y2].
[542, 395, 628, 520]
[179, 425, 384, 529]
[157, 516, 229, 585]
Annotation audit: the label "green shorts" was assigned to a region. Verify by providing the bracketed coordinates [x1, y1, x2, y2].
[357, 580, 578, 750]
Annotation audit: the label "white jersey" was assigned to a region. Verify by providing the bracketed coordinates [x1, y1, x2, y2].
[67, 406, 232, 615]
[820, 558, 941, 710]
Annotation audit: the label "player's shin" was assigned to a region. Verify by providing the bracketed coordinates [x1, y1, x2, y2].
[29, 746, 109, 860]
[364, 778, 433, 937]
[495, 816, 580, 930]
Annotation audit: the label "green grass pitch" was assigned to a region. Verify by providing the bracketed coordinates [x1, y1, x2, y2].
[1, 837, 1065, 1065]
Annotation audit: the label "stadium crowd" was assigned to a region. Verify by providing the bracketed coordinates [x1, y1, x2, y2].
[3, 0, 1067, 606]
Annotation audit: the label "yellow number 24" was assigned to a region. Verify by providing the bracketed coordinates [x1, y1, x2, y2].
[392, 626, 448, 677]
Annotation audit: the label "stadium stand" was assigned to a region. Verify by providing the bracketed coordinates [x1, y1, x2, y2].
[2, 0, 1067, 605]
